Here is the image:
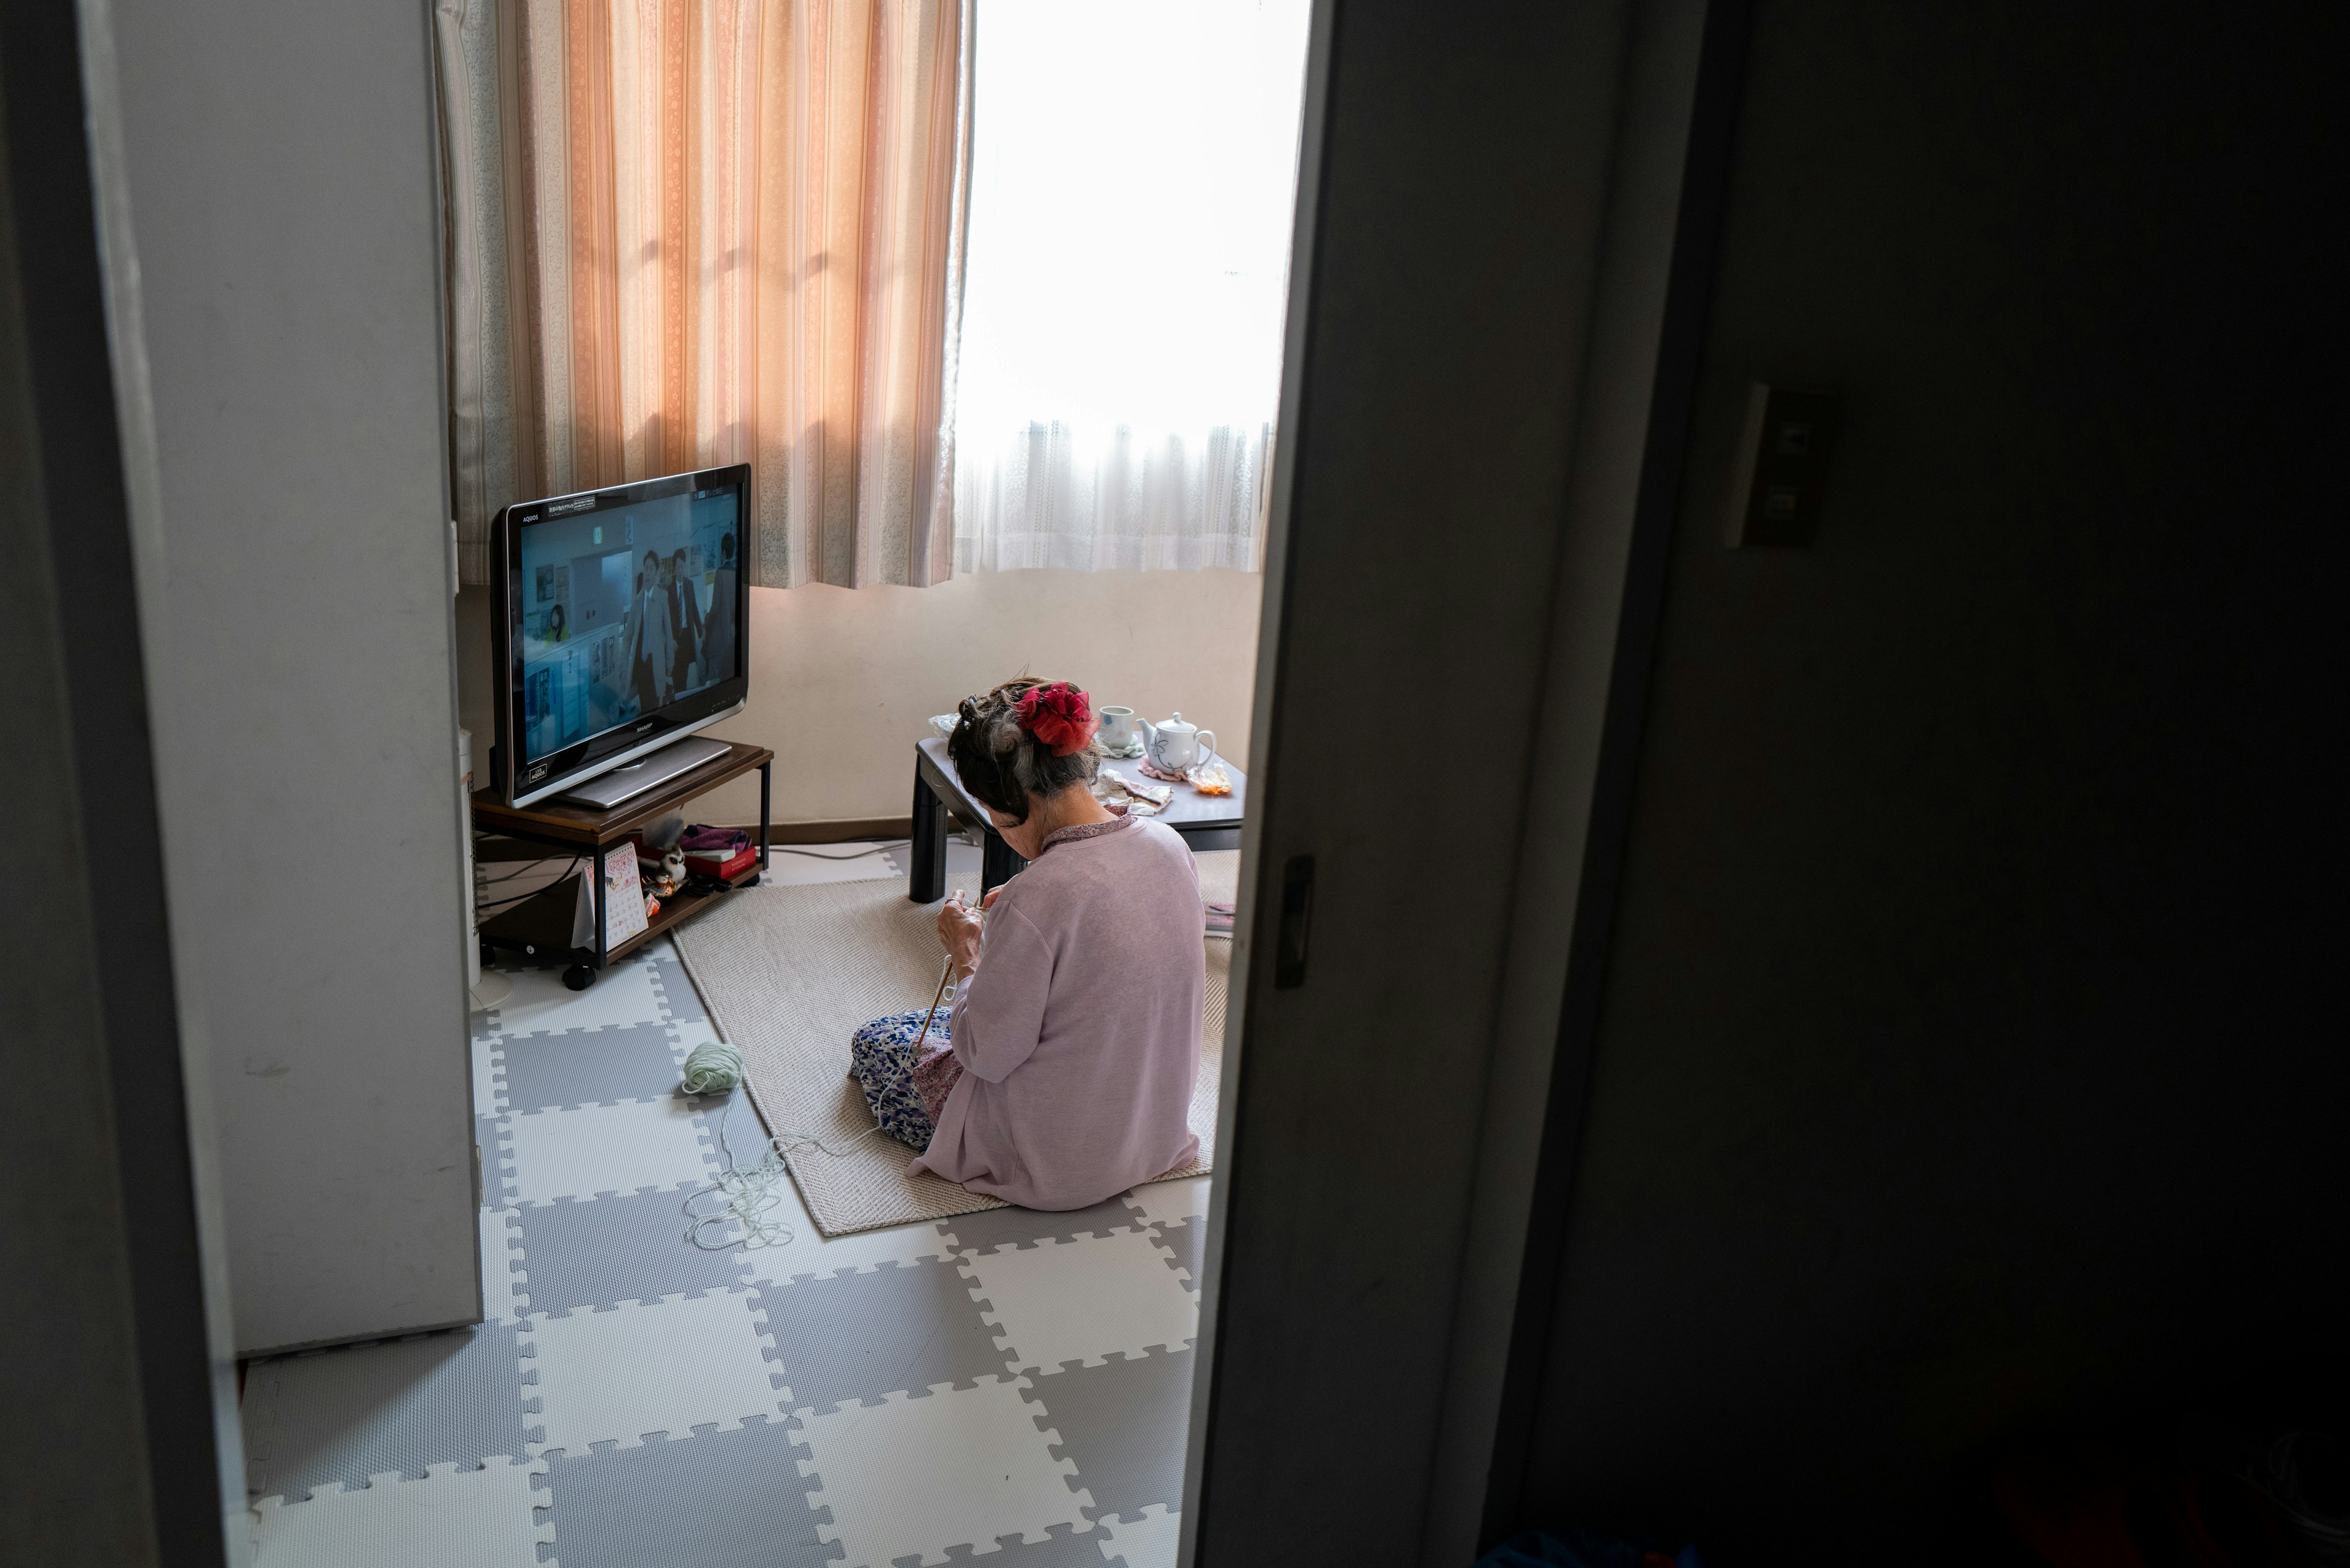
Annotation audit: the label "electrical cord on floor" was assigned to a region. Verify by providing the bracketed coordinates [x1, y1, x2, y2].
[761, 840, 910, 862]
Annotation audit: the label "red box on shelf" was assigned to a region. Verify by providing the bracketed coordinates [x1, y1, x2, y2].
[686, 845, 760, 881]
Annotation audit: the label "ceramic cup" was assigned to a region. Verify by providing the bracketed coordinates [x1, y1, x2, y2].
[1098, 706, 1141, 751]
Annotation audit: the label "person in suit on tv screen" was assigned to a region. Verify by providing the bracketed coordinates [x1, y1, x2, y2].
[625, 550, 673, 717]
[702, 531, 738, 687]
[667, 547, 704, 694]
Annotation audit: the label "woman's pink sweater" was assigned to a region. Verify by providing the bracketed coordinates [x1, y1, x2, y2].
[910, 813, 1204, 1209]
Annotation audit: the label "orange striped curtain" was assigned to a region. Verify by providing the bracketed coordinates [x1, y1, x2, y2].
[435, 0, 971, 588]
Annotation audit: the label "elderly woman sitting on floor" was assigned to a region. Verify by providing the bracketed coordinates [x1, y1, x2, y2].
[848, 677, 1204, 1211]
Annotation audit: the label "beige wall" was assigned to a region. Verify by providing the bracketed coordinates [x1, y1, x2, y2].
[457, 567, 1263, 829]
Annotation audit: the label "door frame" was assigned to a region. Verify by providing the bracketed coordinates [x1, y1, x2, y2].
[0, 0, 245, 1559]
[1182, 1, 1755, 1561]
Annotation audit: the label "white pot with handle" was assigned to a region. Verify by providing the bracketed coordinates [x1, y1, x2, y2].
[1141, 712, 1217, 774]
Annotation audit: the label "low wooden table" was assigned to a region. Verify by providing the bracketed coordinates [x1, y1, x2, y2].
[908, 735, 1245, 902]
[471, 741, 774, 989]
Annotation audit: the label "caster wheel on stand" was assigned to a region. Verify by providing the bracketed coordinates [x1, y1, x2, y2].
[562, 964, 595, 992]
[740, 872, 761, 887]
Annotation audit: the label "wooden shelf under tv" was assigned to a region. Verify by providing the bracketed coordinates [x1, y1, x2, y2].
[475, 853, 765, 969]
[471, 740, 773, 988]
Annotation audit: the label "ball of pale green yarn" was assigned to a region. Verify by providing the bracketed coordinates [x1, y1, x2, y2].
[680, 1040, 745, 1096]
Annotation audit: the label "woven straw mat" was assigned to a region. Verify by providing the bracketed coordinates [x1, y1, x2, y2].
[669, 851, 1232, 1236]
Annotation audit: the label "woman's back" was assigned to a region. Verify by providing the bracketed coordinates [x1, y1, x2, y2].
[913, 815, 1204, 1209]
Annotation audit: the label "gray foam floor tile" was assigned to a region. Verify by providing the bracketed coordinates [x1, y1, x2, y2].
[696, 1088, 770, 1171]
[941, 1195, 1145, 1257]
[513, 1188, 751, 1315]
[1021, 1347, 1195, 1522]
[545, 1418, 835, 1568]
[1152, 1219, 1204, 1294]
[757, 1260, 1010, 1413]
[649, 956, 706, 1025]
[243, 1321, 529, 1503]
[499, 1021, 685, 1112]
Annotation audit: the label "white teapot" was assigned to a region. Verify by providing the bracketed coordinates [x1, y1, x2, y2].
[1141, 712, 1217, 774]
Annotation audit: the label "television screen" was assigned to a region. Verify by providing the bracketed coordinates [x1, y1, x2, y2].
[493, 465, 749, 804]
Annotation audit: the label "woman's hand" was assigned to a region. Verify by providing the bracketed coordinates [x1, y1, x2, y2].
[936, 890, 987, 979]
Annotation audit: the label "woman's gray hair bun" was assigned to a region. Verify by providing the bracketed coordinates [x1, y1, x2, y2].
[947, 677, 1099, 827]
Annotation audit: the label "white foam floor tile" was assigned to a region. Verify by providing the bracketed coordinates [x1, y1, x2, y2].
[250, 1459, 548, 1568]
[1096, 1504, 1181, 1568]
[504, 1098, 713, 1206]
[1127, 1176, 1212, 1230]
[492, 956, 666, 1039]
[961, 1229, 1199, 1373]
[531, 1290, 785, 1453]
[794, 1375, 1091, 1568]
[864, 837, 982, 894]
[480, 1208, 524, 1323]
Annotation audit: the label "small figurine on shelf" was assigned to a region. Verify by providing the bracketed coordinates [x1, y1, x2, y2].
[638, 844, 688, 901]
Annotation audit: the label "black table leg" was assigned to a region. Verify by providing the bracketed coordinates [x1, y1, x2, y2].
[758, 761, 771, 872]
[981, 831, 1028, 895]
[909, 769, 947, 903]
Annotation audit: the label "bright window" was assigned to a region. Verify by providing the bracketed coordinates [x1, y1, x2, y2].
[952, 0, 1313, 572]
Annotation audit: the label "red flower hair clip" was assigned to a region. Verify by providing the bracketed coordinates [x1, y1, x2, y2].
[1013, 681, 1097, 756]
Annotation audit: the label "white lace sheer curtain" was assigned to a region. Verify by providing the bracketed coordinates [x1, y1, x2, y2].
[952, 0, 1311, 573]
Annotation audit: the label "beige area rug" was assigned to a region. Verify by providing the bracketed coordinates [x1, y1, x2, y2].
[671, 852, 1234, 1236]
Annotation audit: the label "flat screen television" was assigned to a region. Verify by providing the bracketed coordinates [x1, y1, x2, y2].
[490, 465, 750, 807]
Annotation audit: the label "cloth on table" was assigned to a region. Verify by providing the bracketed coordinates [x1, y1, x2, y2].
[848, 1010, 966, 1149]
[1135, 756, 1230, 794]
[1095, 769, 1171, 815]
